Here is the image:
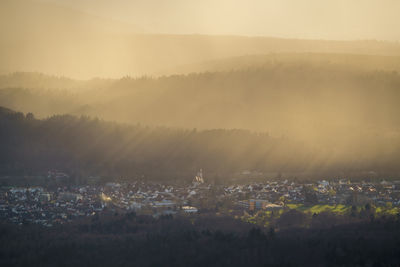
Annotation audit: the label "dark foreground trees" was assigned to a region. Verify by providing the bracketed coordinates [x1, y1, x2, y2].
[0, 214, 400, 267]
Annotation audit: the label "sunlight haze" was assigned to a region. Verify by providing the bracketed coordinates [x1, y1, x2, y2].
[43, 0, 400, 40]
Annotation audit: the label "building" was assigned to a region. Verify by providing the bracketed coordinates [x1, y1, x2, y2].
[39, 193, 51, 202]
[238, 199, 270, 211]
[182, 206, 198, 213]
[58, 192, 83, 202]
[193, 169, 204, 186]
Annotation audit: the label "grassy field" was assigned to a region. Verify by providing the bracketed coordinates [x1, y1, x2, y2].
[286, 204, 351, 214]
[375, 206, 400, 216]
[242, 203, 400, 227]
[286, 203, 400, 215]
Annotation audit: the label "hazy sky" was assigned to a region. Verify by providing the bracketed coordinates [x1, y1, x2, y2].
[44, 0, 400, 41]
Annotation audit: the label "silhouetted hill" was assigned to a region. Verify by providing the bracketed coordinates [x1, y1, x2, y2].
[162, 53, 400, 75]
[0, 72, 112, 90]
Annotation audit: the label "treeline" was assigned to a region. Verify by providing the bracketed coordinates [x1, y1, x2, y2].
[1, 106, 399, 181]
[168, 53, 400, 75]
[1, 213, 400, 266]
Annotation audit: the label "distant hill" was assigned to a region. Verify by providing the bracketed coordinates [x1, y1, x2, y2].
[161, 53, 400, 76]
[0, 72, 113, 90]
[1, 60, 399, 134]
[2, 53, 400, 89]
[2, 0, 400, 78]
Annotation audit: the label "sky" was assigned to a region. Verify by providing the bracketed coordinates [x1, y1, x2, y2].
[43, 0, 400, 41]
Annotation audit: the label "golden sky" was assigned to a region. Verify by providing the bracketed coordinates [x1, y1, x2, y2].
[44, 0, 400, 40]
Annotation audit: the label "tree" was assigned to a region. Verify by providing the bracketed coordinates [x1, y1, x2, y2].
[26, 112, 34, 120]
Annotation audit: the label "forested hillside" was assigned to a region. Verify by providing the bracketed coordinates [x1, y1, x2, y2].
[1, 107, 399, 181]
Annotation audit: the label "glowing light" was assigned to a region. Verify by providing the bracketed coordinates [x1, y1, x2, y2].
[101, 193, 112, 202]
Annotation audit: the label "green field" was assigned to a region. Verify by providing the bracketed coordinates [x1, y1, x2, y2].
[286, 204, 351, 214]
[286, 203, 400, 216]
[242, 203, 400, 227]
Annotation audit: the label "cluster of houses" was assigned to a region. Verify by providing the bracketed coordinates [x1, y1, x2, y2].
[0, 180, 204, 226]
[1, 175, 400, 226]
[230, 179, 400, 211]
[0, 186, 103, 227]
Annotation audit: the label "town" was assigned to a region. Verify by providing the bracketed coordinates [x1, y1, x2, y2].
[1, 170, 400, 227]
